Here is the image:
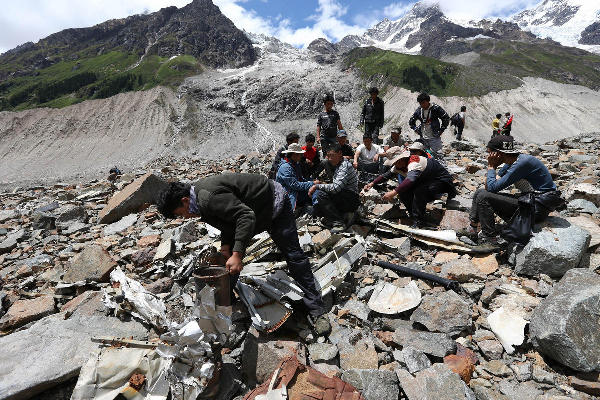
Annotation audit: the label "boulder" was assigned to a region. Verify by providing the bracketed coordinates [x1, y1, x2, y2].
[410, 290, 471, 336]
[398, 347, 432, 373]
[514, 217, 590, 278]
[397, 363, 475, 400]
[565, 183, 600, 207]
[0, 312, 146, 399]
[568, 199, 599, 214]
[98, 172, 168, 224]
[439, 210, 471, 231]
[441, 259, 487, 282]
[530, 269, 600, 372]
[54, 205, 87, 230]
[0, 210, 19, 223]
[338, 334, 378, 370]
[341, 369, 399, 400]
[0, 296, 55, 330]
[103, 214, 138, 236]
[62, 245, 117, 283]
[308, 343, 338, 363]
[32, 212, 56, 230]
[254, 339, 306, 384]
[393, 325, 456, 358]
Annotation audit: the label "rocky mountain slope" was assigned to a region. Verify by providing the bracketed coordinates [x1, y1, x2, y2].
[512, 0, 600, 53]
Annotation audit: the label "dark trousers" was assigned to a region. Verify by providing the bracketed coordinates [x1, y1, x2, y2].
[321, 136, 336, 157]
[364, 123, 381, 143]
[454, 125, 464, 140]
[399, 181, 453, 220]
[469, 189, 519, 237]
[313, 189, 360, 222]
[358, 159, 383, 174]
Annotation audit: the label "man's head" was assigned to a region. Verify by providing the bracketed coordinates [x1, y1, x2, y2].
[505, 112, 511, 117]
[282, 142, 305, 162]
[496, 113, 502, 119]
[305, 133, 315, 147]
[157, 181, 195, 219]
[323, 94, 335, 111]
[384, 148, 411, 171]
[408, 141, 426, 157]
[486, 135, 519, 161]
[369, 87, 379, 100]
[326, 144, 344, 167]
[362, 135, 373, 148]
[390, 128, 401, 141]
[336, 130, 348, 145]
[286, 132, 300, 145]
[461, 106, 467, 112]
[417, 93, 430, 109]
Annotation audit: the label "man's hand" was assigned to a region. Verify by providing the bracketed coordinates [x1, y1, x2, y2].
[220, 244, 232, 259]
[373, 153, 380, 162]
[226, 252, 244, 275]
[487, 151, 502, 169]
[308, 185, 317, 197]
[313, 180, 321, 185]
[383, 190, 397, 202]
[353, 161, 358, 169]
[363, 182, 374, 192]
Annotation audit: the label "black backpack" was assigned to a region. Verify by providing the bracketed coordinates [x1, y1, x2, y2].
[450, 113, 462, 126]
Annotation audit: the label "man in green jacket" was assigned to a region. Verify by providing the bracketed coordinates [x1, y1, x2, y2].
[157, 173, 325, 319]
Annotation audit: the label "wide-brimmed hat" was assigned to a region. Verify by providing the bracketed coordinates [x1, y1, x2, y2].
[384, 149, 411, 167]
[282, 143, 305, 154]
[337, 130, 348, 137]
[408, 142, 425, 151]
[487, 135, 519, 154]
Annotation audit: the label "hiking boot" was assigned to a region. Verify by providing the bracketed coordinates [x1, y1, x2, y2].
[457, 225, 479, 241]
[330, 221, 346, 233]
[307, 313, 331, 336]
[343, 212, 356, 228]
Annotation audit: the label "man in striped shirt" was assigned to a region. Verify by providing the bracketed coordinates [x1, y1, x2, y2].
[308, 144, 359, 230]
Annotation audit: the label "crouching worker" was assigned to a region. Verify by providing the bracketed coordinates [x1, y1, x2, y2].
[309, 144, 360, 231]
[157, 173, 326, 321]
[467, 135, 563, 245]
[276, 143, 316, 215]
[373, 150, 456, 227]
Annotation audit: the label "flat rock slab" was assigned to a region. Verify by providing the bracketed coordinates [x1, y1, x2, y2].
[397, 363, 475, 400]
[514, 217, 590, 278]
[393, 325, 456, 358]
[565, 183, 600, 207]
[0, 295, 55, 330]
[342, 369, 399, 400]
[439, 210, 471, 231]
[62, 245, 117, 283]
[0, 312, 147, 400]
[530, 269, 600, 372]
[99, 172, 168, 224]
[410, 290, 471, 336]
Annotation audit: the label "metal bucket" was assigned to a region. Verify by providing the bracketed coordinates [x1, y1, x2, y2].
[193, 266, 231, 307]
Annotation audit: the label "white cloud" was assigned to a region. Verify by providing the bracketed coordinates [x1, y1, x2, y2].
[383, 2, 413, 20]
[434, 0, 541, 21]
[0, 0, 193, 54]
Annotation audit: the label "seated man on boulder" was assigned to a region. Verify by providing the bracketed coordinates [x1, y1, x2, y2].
[467, 135, 563, 245]
[375, 149, 456, 227]
[268, 132, 300, 179]
[157, 173, 326, 322]
[353, 135, 384, 174]
[276, 143, 317, 215]
[309, 144, 360, 231]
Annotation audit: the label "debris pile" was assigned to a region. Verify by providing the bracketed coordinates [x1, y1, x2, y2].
[1, 134, 600, 399]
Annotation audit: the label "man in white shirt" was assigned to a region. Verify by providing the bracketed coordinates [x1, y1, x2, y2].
[353, 135, 384, 174]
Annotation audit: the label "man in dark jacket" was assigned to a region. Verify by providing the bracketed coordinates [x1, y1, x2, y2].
[502, 112, 513, 136]
[317, 94, 344, 156]
[157, 173, 325, 319]
[269, 132, 300, 179]
[361, 87, 384, 144]
[409, 93, 450, 160]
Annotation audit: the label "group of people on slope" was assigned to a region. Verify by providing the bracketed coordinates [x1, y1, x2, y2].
[492, 112, 513, 137]
[154, 91, 558, 328]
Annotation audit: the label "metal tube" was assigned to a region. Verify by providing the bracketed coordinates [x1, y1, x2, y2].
[377, 261, 460, 291]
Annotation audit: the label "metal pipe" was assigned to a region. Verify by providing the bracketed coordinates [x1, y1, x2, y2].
[377, 261, 460, 291]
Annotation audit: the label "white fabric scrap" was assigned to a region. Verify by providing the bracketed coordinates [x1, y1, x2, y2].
[487, 306, 529, 354]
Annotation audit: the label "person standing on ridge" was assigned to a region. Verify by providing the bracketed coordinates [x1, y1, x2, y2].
[316, 94, 344, 157]
[502, 112, 513, 136]
[451, 106, 466, 140]
[360, 87, 385, 144]
[492, 114, 502, 137]
[409, 93, 450, 160]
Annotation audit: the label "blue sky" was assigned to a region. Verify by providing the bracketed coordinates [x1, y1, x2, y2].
[0, 0, 540, 53]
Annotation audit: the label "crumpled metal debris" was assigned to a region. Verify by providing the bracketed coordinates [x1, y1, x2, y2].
[256, 367, 287, 400]
[103, 267, 168, 330]
[368, 281, 421, 314]
[313, 237, 366, 296]
[487, 306, 529, 354]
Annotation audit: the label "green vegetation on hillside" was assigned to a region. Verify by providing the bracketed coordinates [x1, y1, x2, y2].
[0, 51, 202, 111]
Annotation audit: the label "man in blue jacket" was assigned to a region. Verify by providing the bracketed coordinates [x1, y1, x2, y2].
[276, 143, 317, 215]
[409, 93, 450, 160]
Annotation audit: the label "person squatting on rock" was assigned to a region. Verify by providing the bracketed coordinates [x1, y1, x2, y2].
[316, 94, 344, 156]
[309, 144, 360, 231]
[360, 87, 384, 144]
[353, 135, 384, 174]
[365, 148, 456, 228]
[276, 143, 317, 216]
[450, 105, 467, 141]
[467, 135, 563, 245]
[409, 92, 450, 160]
[313, 130, 355, 180]
[301, 134, 321, 179]
[268, 132, 300, 179]
[156, 173, 326, 319]
[384, 127, 405, 151]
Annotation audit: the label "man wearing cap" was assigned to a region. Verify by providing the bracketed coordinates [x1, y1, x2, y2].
[361, 87, 385, 144]
[156, 174, 326, 321]
[336, 130, 355, 159]
[276, 143, 317, 213]
[309, 144, 360, 231]
[366, 148, 456, 227]
[354, 135, 384, 174]
[409, 93, 450, 160]
[467, 135, 563, 244]
[408, 141, 431, 158]
[384, 128, 405, 152]
[269, 132, 300, 179]
[317, 94, 344, 156]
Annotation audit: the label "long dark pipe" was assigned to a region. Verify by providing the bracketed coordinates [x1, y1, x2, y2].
[377, 261, 460, 291]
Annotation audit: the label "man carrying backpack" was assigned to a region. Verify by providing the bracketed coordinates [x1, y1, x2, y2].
[409, 93, 450, 160]
[360, 87, 384, 144]
[450, 106, 466, 140]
